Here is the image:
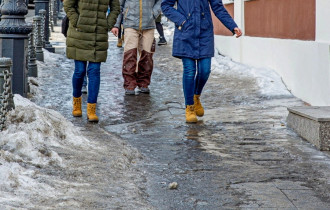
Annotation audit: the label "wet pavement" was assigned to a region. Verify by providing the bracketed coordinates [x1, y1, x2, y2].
[31, 24, 330, 209]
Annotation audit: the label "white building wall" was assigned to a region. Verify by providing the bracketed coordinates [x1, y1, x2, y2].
[316, 0, 330, 43]
[214, 0, 330, 106]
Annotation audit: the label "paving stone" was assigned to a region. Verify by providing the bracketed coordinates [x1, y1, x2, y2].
[239, 193, 296, 208]
[231, 182, 296, 208]
[282, 190, 330, 209]
[273, 180, 310, 190]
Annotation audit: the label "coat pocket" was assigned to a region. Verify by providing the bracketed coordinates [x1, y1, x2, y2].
[181, 17, 192, 32]
[201, 14, 211, 31]
[75, 15, 85, 32]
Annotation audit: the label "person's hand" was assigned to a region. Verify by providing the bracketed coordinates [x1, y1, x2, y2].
[111, 27, 119, 37]
[234, 27, 242, 38]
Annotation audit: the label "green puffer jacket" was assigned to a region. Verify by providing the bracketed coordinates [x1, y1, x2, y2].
[64, 0, 120, 62]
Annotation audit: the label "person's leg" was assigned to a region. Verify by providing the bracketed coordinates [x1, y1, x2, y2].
[137, 29, 155, 92]
[194, 57, 211, 95]
[117, 22, 123, 47]
[72, 60, 87, 98]
[86, 62, 101, 103]
[182, 58, 198, 123]
[156, 21, 167, 45]
[193, 57, 211, 117]
[155, 14, 167, 45]
[72, 60, 87, 117]
[123, 28, 139, 93]
[156, 22, 164, 37]
[118, 23, 122, 39]
[122, 26, 125, 41]
[86, 62, 101, 122]
[182, 58, 197, 106]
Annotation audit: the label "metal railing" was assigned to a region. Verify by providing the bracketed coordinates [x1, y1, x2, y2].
[0, 0, 61, 131]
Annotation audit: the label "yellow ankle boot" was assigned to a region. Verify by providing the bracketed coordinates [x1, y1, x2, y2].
[194, 95, 204, 117]
[185, 105, 197, 123]
[72, 96, 82, 117]
[87, 103, 99, 122]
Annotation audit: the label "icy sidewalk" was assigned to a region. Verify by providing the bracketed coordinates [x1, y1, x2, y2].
[0, 20, 329, 208]
[0, 94, 150, 209]
[0, 28, 151, 209]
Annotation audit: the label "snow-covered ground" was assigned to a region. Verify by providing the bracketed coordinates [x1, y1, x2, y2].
[0, 18, 294, 208]
[212, 53, 292, 98]
[0, 44, 149, 210]
[0, 94, 149, 209]
[0, 95, 91, 207]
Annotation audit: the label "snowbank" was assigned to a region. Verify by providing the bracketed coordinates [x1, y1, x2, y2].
[212, 52, 292, 98]
[0, 94, 91, 207]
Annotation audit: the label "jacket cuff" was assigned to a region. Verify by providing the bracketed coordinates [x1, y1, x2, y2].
[176, 17, 186, 29]
[230, 25, 237, 35]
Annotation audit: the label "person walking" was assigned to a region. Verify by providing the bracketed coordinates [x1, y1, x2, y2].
[64, 0, 120, 122]
[112, 0, 161, 95]
[116, 15, 124, 48]
[155, 14, 167, 45]
[161, 0, 242, 123]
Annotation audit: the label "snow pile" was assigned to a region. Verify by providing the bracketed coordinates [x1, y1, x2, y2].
[37, 49, 72, 74]
[1, 94, 90, 167]
[212, 52, 292, 97]
[0, 94, 91, 203]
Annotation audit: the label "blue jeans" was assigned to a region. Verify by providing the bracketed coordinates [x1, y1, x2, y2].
[72, 60, 101, 103]
[182, 57, 211, 106]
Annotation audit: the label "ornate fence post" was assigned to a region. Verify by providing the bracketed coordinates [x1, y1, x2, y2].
[0, 57, 14, 131]
[49, 0, 54, 32]
[33, 16, 44, 62]
[53, 0, 58, 26]
[0, 0, 33, 97]
[28, 31, 38, 77]
[35, 0, 55, 52]
[39, 9, 46, 48]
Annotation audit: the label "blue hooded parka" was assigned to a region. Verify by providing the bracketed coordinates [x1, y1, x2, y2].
[161, 0, 238, 59]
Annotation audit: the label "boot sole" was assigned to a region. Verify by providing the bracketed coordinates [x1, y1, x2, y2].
[140, 91, 150, 94]
[87, 118, 99, 123]
[186, 120, 197, 123]
[186, 118, 198, 123]
[73, 114, 82, 117]
[125, 92, 139, 95]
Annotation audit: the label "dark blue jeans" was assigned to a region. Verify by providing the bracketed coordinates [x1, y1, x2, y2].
[182, 57, 211, 106]
[72, 60, 101, 103]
